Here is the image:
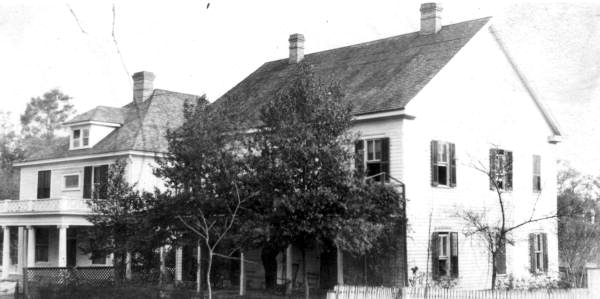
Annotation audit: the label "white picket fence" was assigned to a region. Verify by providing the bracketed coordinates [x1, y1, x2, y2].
[326, 286, 595, 299]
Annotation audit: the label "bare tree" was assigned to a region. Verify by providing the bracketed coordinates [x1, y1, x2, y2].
[458, 148, 561, 290]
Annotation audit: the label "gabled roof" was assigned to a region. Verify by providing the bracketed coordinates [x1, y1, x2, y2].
[21, 89, 204, 163]
[63, 106, 127, 125]
[212, 17, 491, 128]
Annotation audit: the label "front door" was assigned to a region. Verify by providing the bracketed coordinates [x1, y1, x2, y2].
[67, 238, 77, 267]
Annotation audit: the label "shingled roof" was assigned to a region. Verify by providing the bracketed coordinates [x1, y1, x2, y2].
[63, 106, 127, 125]
[212, 17, 491, 128]
[22, 89, 203, 162]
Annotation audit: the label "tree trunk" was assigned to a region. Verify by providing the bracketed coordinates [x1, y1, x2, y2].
[125, 251, 132, 281]
[261, 246, 279, 290]
[302, 247, 309, 299]
[206, 249, 213, 299]
[491, 253, 497, 290]
[196, 240, 203, 294]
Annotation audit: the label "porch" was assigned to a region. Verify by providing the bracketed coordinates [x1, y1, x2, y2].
[0, 197, 105, 278]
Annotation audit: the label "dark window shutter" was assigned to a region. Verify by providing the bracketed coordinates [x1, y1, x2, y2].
[354, 140, 365, 176]
[431, 232, 439, 280]
[83, 166, 92, 199]
[450, 232, 459, 278]
[449, 143, 457, 187]
[496, 242, 507, 275]
[506, 151, 513, 191]
[529, 233, 536, 273]
[381, 138, 390, 181]
[431, 141, 439, 186]
[93, 165, 109, 199]
[489, 149, 497, 190]
[37, 170, 51, 199]
[542, 233, 548, 272]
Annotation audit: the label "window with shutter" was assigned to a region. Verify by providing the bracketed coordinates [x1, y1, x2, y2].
[432, 231, 459, 280]
[490, 148, 513, 191]
[355, 138, 390, 182]
[93, 165, 109, 199]
[533, 155, 541, 192]
[529, 232, 548, 273]
[431, 140, 456, 187]
[37, 170, 51, 199]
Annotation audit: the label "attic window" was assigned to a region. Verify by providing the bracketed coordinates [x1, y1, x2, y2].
[72, 128, 89, 149]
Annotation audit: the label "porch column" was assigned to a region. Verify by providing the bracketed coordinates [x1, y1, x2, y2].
[336, 245, 344, 285]
[17, 227, 24, 274]
[57, 225, 68, 267]
[27, 226, 35, 267]
[239, 251, 246, 296]
[285, 245, 293, 295]
[175, 247, 183, 282]
[2, 226, 10, 278]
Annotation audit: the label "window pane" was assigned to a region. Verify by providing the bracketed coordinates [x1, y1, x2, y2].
[83, 129, 90, 146]
[374, 140, 382, 160]
[65, 175, 79, 188]
[437, 166, 448, 185]
[73, 139, 80, 148]
[367, 140, 374, 161]
[73, 130, 80, 139]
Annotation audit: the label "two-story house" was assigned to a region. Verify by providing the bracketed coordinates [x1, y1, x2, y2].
[5, 2, 561, 291]
[210, 3, 562, 290]
[5, 72, 202, 278]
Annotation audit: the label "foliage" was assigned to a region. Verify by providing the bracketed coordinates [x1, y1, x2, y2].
[557, 161, 600, 287]
[0, 111, 21, 199]
[154, 97, 248, 299]
[20, 88, 74, 139]
[84, 158, 158, 280]
[496, 273, 567, 290]
[245, 62, 402, 297]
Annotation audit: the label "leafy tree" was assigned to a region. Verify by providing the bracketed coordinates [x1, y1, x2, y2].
[20, 89, 74, 139]
[557, 162, 600, 287]
[245, 63, 402, 298]
[84, 158, 155, 281]
[0, 111, 22, 199]
[154, 99, 250, 299]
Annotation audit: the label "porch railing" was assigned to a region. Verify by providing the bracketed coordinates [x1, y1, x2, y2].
[0, 198, 91, 214]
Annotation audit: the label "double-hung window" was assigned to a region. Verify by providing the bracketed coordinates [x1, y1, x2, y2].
[72, 128, 89, 149]
[83, 165, 109, 199]
[63, 174, 80, 190]
[529, 233, 548, 273]
[431, 141, 456, 187]
[490, 149, 513, 191]
[533, 155, 541, 192]
[355, 138, 390, 182]
[432, 232, 459, 279]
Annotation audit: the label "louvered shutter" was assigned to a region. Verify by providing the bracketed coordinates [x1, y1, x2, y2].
[489, 149, 497, 190]
[381, 138, 390, 181]
[83, 166, 92, 199]
[542, 233, 548, 272]
[449, 143, 456, 187]
[529, 233, 536, 273]
[450, 232, 459, 278]
[506, 151, 513, 191]
[354, 140, 364, 176]
[431, 141, 439, 186]
[496, 242, 506, 275]
[431, 232, 439, 280]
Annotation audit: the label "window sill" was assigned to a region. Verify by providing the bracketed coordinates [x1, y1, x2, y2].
[62, 188, 81, 192]
[432, 185, 455, 189]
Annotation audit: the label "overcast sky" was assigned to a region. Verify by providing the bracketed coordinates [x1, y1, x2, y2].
[1, 1, 600, 174]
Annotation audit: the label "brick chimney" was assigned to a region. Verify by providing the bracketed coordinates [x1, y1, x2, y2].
[420, 3, 443, 35]
[132, 71, 155, 103]
[289, 33, 305, 64]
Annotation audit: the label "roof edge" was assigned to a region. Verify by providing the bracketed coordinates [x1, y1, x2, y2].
[489, 25, 562, 137]
[14, 150, 164, 167]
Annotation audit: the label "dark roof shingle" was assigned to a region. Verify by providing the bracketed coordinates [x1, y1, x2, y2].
[211, 18, 491, 127]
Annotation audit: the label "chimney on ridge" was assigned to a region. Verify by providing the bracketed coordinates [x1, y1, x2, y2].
[288, 33, 305, 64]
[420, 3, 443, 35]
[132, 71, 155, 103]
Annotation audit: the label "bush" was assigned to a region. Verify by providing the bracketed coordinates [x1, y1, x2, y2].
[32, 283, 200, 299]
[496, 273, 566, 290]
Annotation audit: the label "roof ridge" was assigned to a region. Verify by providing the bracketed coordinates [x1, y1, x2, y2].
[153, 88, 202, 98]
[264, 17, 493, 66]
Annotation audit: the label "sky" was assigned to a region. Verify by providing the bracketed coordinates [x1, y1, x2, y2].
[1, 1, 600, 174]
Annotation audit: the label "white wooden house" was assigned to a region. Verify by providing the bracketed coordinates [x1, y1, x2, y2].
[5, 2, 561, 291]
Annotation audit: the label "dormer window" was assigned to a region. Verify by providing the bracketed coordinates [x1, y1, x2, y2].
[72, 128, 90, 149]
